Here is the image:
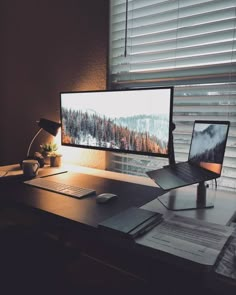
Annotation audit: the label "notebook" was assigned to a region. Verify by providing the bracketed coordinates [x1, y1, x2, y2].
[146, 120, 230, 190]
[98, 207, 163, 239]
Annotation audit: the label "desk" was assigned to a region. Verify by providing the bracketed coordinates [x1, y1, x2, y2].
[0, 164, 236, 293]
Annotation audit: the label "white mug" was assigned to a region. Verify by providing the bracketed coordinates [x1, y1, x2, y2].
[22, 159, 40, 178]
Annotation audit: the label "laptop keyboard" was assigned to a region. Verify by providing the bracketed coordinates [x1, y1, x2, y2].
[24, 178, 96, 199]
[170, 163, 212, 183]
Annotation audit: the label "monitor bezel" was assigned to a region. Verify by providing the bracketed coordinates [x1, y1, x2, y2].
[59, 87, 174, 158]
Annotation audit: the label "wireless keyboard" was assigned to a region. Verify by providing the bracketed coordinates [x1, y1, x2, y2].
[24, 177, 96, 199]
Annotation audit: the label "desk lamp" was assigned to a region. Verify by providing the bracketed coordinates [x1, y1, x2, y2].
[26, 118, 61, 165]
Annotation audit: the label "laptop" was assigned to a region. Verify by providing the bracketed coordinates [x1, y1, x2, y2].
[146, 120, 230, 190]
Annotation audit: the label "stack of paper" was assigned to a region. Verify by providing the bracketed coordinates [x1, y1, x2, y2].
[135, 214, 234, 267]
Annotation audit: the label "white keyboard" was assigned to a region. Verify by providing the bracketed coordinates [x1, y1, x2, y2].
[24, 177, 96, 199]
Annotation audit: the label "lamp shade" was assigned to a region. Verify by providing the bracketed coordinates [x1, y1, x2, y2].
[25, 118, 61, 159]
[38, 118, 61, 136]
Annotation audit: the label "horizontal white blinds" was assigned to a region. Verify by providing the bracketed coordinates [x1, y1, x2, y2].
[109, 0, 236, 191]
[107, 83, 236, 191]
[173, 84, 236, 191]
[110, 0, 236, 86]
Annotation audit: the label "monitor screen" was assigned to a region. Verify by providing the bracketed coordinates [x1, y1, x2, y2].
[60, 87, 174, 158]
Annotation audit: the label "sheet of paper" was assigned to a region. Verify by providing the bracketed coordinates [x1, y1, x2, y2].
[215, 225, 236, 280]
[135, 214, 234, 266]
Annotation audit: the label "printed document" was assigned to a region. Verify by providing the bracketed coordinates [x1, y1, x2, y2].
[135, 215, 234, 266]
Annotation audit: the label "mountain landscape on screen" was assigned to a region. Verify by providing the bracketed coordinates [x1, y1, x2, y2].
[189, 124, 228, 163]
[61, 107, 169, 154]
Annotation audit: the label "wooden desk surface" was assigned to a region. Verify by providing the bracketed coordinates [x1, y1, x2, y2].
[1, 164, 236, 227]
[0, 165, 163, 228]
[142, 186, 236, 226]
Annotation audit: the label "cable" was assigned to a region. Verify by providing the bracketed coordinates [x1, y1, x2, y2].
[124, 0, 129, 57]
[214, 178, 218, 190]
[0, 171, 8, 177]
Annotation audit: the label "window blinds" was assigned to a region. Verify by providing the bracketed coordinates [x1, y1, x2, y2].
[109, 0, 236, 191]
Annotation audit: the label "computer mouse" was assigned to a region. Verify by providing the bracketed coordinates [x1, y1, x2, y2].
[96, 193, 118, 204]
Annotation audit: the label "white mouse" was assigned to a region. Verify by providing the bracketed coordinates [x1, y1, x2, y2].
[96, 193, 118, 204]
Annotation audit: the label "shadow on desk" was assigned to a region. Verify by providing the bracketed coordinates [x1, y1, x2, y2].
[0, 223, 146, 295]
[0, 226, 71, 294]
[0, 225, 211, 295]
[0, 203, 226, 295]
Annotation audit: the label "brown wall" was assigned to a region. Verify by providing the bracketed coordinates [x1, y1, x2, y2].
[0, 0, 108, 166]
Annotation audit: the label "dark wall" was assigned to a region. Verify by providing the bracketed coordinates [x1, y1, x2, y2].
[0, 0, 108, 166]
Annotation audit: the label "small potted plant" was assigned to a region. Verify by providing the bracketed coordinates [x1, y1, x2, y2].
[40, 142, 58, 157]
[40, 142, 62, 167]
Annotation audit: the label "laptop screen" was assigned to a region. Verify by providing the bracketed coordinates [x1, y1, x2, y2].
[188, 121, 230, 175]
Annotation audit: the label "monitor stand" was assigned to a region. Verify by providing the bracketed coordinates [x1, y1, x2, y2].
[158, 182, 215, 211]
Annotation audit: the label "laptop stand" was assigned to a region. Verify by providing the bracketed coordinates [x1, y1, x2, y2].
[158, 181, 215, 211]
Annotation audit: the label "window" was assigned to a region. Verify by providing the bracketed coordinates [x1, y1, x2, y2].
[109, 0, 236, 191]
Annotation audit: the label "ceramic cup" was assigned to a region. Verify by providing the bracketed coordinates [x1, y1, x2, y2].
[22, 159, 40, 178]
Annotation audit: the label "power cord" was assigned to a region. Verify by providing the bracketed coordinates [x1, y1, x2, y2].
[0, 171, 8, 177]
[214, 178, 218, 189]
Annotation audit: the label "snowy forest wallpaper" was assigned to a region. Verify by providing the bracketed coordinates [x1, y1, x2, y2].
[60, 89, 172, 155]
[61, 109, 169, 154]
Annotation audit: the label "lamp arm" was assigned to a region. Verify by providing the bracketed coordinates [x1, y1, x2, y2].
[26, 128, 43, 158]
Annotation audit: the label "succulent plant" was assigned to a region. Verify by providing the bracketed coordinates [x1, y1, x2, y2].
[40, 142, 58, 157]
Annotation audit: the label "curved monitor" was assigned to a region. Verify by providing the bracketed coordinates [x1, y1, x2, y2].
[60, 87, 174, 158]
